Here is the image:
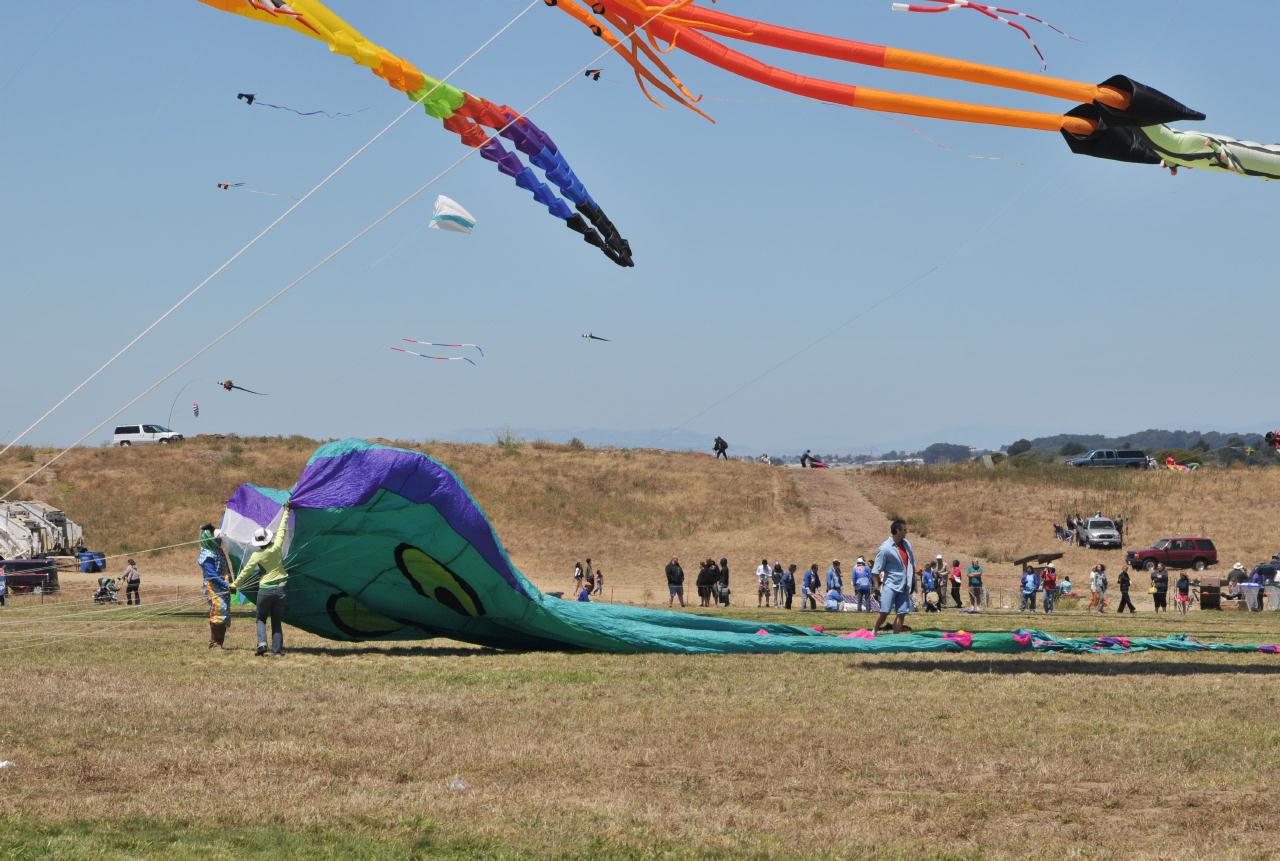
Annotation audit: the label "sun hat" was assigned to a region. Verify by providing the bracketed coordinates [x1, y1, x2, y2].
[856, 556, 866, 564]
[1232, 562, 1245, 571]
[251, 527, 273, 547]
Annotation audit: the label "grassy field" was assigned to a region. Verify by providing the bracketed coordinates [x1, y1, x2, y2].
[3, 441, 1280, 859]
[1, 602, 1278, 860]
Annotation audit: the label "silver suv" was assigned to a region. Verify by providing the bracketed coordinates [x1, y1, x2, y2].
[1077, 517, 1122, 549]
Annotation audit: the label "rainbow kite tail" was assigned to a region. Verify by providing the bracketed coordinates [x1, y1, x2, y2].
[437, 92, 634, 267]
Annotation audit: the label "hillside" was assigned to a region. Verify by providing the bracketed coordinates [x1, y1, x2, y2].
[6, 438, 1275, 604]
[861, 461, 1280, 576]
[0, 437, 854, 601]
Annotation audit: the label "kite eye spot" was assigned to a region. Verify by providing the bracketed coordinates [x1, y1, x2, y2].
[394, 543, 486, 617]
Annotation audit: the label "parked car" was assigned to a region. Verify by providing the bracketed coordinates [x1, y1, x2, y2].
[1076, 517, 1122, 549]
[1065, 449, 1150, 469]
[112, 424, 183, 447]
[0, 557, 60, 593]
[1126, 537, 1218, 572]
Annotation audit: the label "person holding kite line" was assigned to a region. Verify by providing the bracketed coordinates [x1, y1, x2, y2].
[231, 503, 292, 656]
[872, 519, 916, 633]
[198, 524, 233, 650]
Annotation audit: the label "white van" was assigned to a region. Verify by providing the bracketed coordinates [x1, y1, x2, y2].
[112, 424, 183, 447]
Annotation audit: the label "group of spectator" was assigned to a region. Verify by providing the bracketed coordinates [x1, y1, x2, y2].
[662, 520, 988, 633]
[572, 559, 604, 602]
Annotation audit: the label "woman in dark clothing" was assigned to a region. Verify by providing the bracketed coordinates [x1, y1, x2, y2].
[696, 559, 717, 607]
[718, 557, 730, 606]
[782, 564, 797, 609]
[1151, 564, 1169, 612]
[1116, 567, 1136, 613]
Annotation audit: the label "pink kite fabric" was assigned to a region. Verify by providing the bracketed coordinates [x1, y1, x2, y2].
[942, 631, 974, 649]
[755, 629, 770, 636]
[839, 629, 877, 639]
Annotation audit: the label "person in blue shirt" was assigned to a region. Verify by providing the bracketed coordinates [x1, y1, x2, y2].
[851, 557, 874, 613]
[920, 565, 939, 613]
[802, 564, 821, 610]
[823, 588, 843, 611]
[871, 519, 915, 633]
[197, 524, 233, 650]
[825, 560, 843, 595]
[1019, 564, 1040, 612]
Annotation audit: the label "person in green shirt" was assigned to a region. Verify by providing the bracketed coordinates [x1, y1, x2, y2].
[231, 503, 291, 656]
[966, 561, 984, 609]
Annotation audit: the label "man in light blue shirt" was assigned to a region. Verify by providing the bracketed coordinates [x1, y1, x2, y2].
[825, 560, 843, 594]
[871, 518, 915, 633]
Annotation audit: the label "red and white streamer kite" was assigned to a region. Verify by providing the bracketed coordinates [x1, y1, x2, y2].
[891, 1, 1077, 69]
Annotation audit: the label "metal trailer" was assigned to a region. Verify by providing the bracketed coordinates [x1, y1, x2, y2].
[0, 501, 85, 558]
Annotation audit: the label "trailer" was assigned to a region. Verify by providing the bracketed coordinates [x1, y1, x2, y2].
[0, 501, 84, 558]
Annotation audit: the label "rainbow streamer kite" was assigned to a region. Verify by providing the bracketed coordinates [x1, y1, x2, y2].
[200, 1, 634, 266]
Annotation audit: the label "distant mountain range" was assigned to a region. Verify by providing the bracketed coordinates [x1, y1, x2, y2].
[1018, 429, 1263, 453]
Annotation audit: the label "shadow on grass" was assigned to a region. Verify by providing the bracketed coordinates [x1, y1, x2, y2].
[287, 645, 505, 658]
[858, 657, 1280, 676]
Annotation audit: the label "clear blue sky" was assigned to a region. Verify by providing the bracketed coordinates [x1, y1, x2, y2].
[2, 1, 1277, 454]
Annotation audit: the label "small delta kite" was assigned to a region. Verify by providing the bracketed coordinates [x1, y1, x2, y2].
[219, 379, 267, 396]
[582, 332, 611, 342]
[428, 195, 476, 234]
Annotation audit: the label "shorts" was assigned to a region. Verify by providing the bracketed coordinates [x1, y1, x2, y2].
[668, 584, 684, 597]
[1176, 593, 1190, 603]
[880, 586, 914, 616]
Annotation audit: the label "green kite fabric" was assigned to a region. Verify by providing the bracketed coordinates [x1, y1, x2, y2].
[220, 440, 1280, 656]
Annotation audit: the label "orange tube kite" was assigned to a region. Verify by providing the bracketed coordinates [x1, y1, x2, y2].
[546, 0, 1210, 164]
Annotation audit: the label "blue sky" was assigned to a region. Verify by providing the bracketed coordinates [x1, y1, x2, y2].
[2, 1, 1276, 454]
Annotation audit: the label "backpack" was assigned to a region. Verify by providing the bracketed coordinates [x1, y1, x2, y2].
[1098, 572, 1108, 590]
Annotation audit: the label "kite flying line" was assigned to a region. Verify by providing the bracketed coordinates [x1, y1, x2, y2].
[1, 0, 699, 503]
[0, 1, 541, 463]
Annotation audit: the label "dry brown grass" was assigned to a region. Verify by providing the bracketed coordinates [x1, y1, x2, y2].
[1, 609, 1278, 860]
[4, 443, 1280, 858]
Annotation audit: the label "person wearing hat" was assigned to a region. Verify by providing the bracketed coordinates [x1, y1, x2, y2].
[1040, 564, 1057, 613]
[851, 556, 874, 613]
[933, 555, 947, 608]
[231, 503, 292, 656]
[198, 524, 232, 649]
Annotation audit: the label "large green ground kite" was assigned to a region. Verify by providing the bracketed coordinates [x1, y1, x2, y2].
[221, 440, 1280, 655]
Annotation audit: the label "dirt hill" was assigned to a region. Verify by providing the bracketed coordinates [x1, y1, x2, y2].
[5, 438, 1271, 603]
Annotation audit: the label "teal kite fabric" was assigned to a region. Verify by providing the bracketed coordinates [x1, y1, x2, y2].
[220, 440, 1280, 656]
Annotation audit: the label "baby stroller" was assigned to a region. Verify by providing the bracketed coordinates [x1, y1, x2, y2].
[92, 577, 120, 604]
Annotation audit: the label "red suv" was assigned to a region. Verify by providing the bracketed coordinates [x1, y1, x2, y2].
[1126, 537, 1217, 572]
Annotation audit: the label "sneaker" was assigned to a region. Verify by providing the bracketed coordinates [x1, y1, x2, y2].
[255, 643, 267, 656]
